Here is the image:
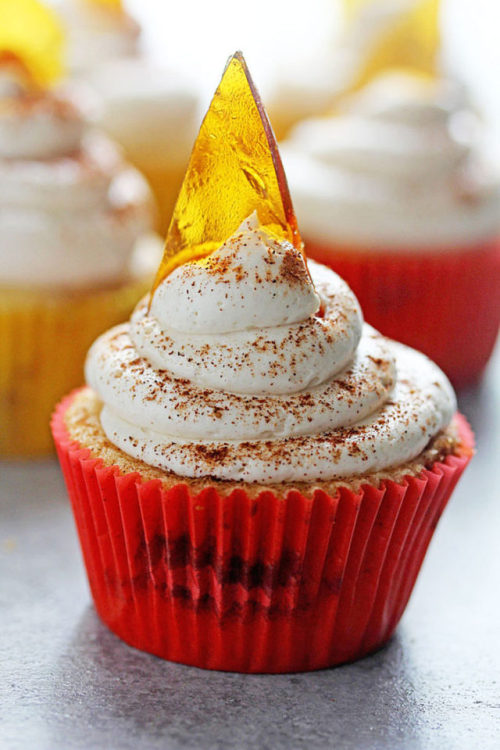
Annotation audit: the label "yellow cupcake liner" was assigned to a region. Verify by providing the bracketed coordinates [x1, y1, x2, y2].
[0, 277, 149, 457]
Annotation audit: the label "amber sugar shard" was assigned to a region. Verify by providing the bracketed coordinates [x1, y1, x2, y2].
[0, 0, 64, 87]
[343, 0, 440, 89]
[151, 51, 302, 294]
[84, 0, 123, 12]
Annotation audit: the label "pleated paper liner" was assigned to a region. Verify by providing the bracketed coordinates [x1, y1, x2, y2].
[305, 237, 500, 388]
[0, 278, 149, 457]
[52, 394, 473, 673]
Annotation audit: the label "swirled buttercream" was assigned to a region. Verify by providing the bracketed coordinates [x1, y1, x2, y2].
[54, 0, 140, 76]
[84, 59, 200, 173]
[0, 88, 85, 159]
[86, 218, 456, 483]
[282, 72, 500, 249]
[0, 73, 153, 288]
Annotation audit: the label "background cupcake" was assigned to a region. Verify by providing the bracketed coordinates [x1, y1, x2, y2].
[85, 59, 199, 237]
[53, 53, 473, 674]
[0, 0, 160, 457]
[53, 0, 200, 235]
[281, 71, 500, 387]
[52, 0, 140, 74]
[267, 0, 439, 140]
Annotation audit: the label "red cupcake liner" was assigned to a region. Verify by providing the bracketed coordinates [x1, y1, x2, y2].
[52, 393, 473, 673]
[306, 238, 500, 388]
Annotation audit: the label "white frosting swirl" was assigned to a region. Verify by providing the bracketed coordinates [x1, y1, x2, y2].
[282, 72, 500, 249]
[84, 59, 200, 171]
[0, 92, 85, 159]
[268, 0, 435, 135]
[0, 78, 154, 288]
[54, 1, 140, 76]
[86, 219, 456, 483]
[53, 5, 199, 175]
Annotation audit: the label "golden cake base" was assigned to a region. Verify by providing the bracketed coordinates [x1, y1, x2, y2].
[63, 386, 465, 499]
[0, 279, 150, 457]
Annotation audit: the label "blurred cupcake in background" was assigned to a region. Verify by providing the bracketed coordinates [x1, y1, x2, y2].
[53, 0, 140, 74]
[0, 0, 160, 457]
[53, 0, 200, 235]
[279, 0, 500, 387]
[282, 71, 500, 387]
[86, 60, 199, 237]
[268, 0, 439, 140]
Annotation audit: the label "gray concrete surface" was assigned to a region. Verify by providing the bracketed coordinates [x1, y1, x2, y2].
[1, 348, 499, 750]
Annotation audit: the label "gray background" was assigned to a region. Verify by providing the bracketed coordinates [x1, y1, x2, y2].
[1, 346, 499, 750]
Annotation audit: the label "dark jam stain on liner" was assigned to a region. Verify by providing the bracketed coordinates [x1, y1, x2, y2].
[109, 526, 348, 619]
[133, 531, 304, 593]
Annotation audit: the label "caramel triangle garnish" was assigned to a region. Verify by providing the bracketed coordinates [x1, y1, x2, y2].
[342, 0, 440, 88]
[150, 51, 303, 297]
[0, 0, 64, 88]
[84, 0, 123, 12]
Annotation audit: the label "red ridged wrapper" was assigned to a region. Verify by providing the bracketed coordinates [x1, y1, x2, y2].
[305, 238, 500, 388]
[52, 393, 473, 673]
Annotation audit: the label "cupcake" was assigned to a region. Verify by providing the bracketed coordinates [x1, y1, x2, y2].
[85, 59, 199, 237]
[268, 0, 439, 140]
[53, 53, 473, 673]
[281, 71, 500, 387]
[0, 2, 160, 457]
[55, 0, 200, 235]
[53, 0, 140, 75]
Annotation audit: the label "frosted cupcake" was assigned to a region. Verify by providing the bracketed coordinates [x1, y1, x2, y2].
[55, 0, 200, 235]
[268, 0, 439, 140]
[53, 53, 473, 673]
[53, 0, 140, 75]
[86, 59, 199, 236]
[282, 72, 500, 386]
[0, 4, 159, 456]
